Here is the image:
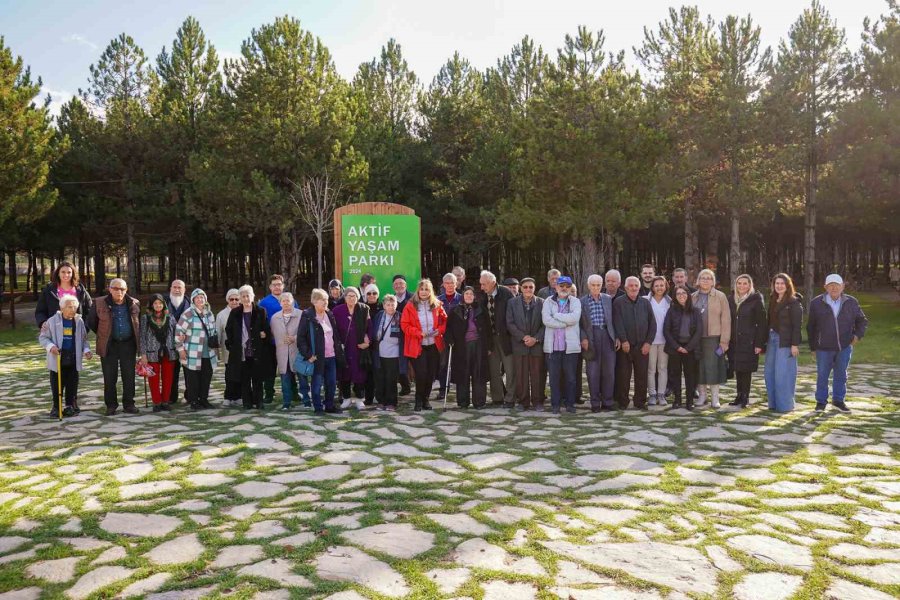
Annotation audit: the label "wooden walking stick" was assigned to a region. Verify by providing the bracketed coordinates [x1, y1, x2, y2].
[56, 353, 63, 421]
[443, 345, 453, 409]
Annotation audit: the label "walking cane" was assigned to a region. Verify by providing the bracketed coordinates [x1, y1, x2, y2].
[56, 353, 63, 421]
[443, 345, 453, 409]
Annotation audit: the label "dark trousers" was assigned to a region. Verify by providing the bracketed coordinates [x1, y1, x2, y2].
[547, 351, 579, 410]
[457, 340, 487, 408]
[615, 346, 649, 409]
[668, 351, 699, 407]
[169, 360, 183, 403]
[735, 370, 752, 399]
[101, 338, 136, 409]
[241, 357, 264, 408]
[49, 366, 78, 411]
[375, 357, 400, 406]
[513, 353, 545, 408]
[264, 375, 276, 402]
[413, 345, 440, 405]
[311, 357, 337, 411]
[185, 358, 213, 406]
[365, 363, 376, 403]
[585, 326, 616, 409]
[224, 363, 242, 401]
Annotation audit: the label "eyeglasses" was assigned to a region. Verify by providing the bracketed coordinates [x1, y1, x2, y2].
[521, 285, 535, 289]
[228, 297, 240, 302]
[367, 292, 378, 296]
[110, 287, 126, 291]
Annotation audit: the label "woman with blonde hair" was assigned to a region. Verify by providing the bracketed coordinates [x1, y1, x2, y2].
[727, 274, 767, 408]
[765, 273, 802, 412]
[400, 278, 448, 410]
[692, 269, 731, 408]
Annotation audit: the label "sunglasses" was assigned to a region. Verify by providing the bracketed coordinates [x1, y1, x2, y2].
[367, 292, 378, 296]
[110, 287, 126, 291]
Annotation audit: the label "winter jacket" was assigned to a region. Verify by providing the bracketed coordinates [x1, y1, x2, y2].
[506, 295, 546, 356]
[224, 303, 272, 380]
[296, 307, 345, 375]
[612, 294, 656, 347]
[727, 292, 768, 373]
[663, 306, 703, 357]
[139, 313, 177, 363]
[400, 301, 448, 358]
[39, 312, 91, 372]
[164, 294, 191, 323]
[768, 296, 803, 348]
[87, 294, 140, 358]
[35, 284, 92, 328]
[542, 295, 583, 354]
[447, 303, 491, 385]
[176, 303, 219, 371]
[807, 293, 868, 352]
[271, 309, 301, 375]
[691, 288, 731, 344]
[215, 308, 233, 363]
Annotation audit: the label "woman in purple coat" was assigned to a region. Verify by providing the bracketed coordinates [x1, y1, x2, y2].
[332, 286, 371, 410]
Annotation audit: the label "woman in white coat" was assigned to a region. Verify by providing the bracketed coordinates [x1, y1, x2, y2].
[271, 292, 302, 410]
[38, 296, 92, 418]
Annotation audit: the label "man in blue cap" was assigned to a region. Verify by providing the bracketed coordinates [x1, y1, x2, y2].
[541, 275, 583, 414]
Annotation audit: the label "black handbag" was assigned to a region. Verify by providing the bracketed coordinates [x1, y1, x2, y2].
[200, 317, 220, 349]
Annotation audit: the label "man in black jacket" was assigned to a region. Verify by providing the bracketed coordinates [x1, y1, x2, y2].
[479, 270, 515, 406]
[612, 277, 657, 410]
[164, 279, 190, 403]
[807, 274, 868, 413]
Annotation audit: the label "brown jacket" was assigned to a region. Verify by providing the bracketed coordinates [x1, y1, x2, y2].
[88, 294, 141, 357]
[692, 288, 731, 345]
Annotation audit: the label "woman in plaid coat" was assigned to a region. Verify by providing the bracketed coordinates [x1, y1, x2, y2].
[176, 288, 218, 411]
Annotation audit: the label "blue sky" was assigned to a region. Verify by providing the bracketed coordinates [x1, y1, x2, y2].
[0, 0, 891, 115]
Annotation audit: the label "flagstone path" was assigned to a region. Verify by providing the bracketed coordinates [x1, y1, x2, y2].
[0, 339, 898, 599]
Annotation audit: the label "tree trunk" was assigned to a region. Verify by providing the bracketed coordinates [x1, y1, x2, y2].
[684, 190, 699, 280]
[94, 244, 106, 294]
[729, 206, 742, 285]
[804, 152, 817, 306]
[127, 222, 139, 294]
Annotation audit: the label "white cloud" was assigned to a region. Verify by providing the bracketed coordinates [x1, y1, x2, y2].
[41, 88, 75, 118]
[62, 33, 98, 51]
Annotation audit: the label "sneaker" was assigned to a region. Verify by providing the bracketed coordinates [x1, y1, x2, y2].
[815, 403, 826, 412]
[325, 406, 342, 414]
[833, 402, 851, 413]
[648, 395, 657, 406]
[314, 408, 326, 416]
[62, 406, 76, 417]
[340, 398, 353, 409]
[123, 405, 140, 414]
[281, 406, 291, 411]
[657, 395, 668, 407]
[551, 407, 561, 415]
[354, 399, 366, 410]
[160, 403, 172, 412]
[729, 397, 742, 406]
[565, 406, 577, 414]
[385, 405, 397, 412]
[152, 405, 163, 413]
[711, 400, 721, 409]
[105, 407, 117, 416]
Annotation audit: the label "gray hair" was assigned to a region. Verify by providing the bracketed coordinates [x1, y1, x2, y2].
[225, 288, 240, 300]
[382, 293, 398, 305]
[280, 292, 295, 304]
[547, 268, 561, 278]
[238, 285, 255, 300]
[344, 286, 361, 299]
[60, 296, 80, 310]
[452, 266, 465, 278]
[479, 270, 497, 283]
[697, 268, 717, 286]
[109, 278, 127, 290]
[624, 276, 641, 286]
[442, 272, 458, 284]
[605, 269, 622, 282]
[587, 274, 604, 285]
[310, 288, 328, 304]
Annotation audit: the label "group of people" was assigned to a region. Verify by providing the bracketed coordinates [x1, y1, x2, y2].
[35, 261, 868, 418]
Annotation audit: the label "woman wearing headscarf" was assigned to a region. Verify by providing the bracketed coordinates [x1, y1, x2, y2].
[328, 279, 345, 310]
[175, 288, 218, 411]
[727, 275, 767, 409]
[446, 286, 490, 409]
[332, 286, 371, 410]
[139, 293, 178, 411]
[362, 283, 382, 405]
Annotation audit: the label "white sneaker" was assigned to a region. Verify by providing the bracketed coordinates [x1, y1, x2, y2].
[711, 399, 721, 409]
[648, 395, 657, 406]
[340, 398, 353, 409]
[696, 392, 707, 408]
[354, 399, 366, 410]
[657, 395, 668, 407]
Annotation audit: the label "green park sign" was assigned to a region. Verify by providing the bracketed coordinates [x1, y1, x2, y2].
[339, 212, 421, 295]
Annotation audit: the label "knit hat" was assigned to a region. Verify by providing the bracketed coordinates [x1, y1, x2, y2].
[225, 288, 240, 300]
[364, 284, 380, 298]
[344, 286, 361, 300]
[328, 279, 343, 289]
[147, 293, 167, 314]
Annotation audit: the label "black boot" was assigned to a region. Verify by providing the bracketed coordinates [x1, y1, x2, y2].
[399, 375, 411, 396]
[672, 396, 682, 409]
[414, 399, 423, 411]
[739, 394, 749, 408]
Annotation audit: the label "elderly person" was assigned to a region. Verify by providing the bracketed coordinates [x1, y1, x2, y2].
[670, 268, 695, 297]
[392, 275, 413, 396]
[538, 268, 561, 300]
[692, 269, 731, 408]
[35, 260, 93, 329]
[401, 278, 448, 411]
[613, 276, 657, 410]
[479, 270, 515, 406]
[175, 289, 218, 411]
[328, 279, 345, 310]
[663, 286, 702, 409]
[39, 296, 92, 418]
[647, 276, 671, 406]
[447, 286, 490, 408]
[259, 274, 295, 404]
[506, 277, 546, 410]
[297, 289, 345, 415]
[727, 275, 767, 409]
[579, 274, 618, 412]
[363, 284, 382, 405]
[452, 266, 466, 291]
[88, 278, 141, 416]
[224, 285, 272, 410]
[503, 277, 520, 297]
[437, 272, 462, 400]
[604, 269, 624, 300]
[271, 292, 306, 411]
[139, 293, 178, 411]
[807, 274, 868, 413]
[333, 286, 371, 410]
[216, 289, 241, 407]
[370, 294, 403, 410]
[164, 279, 190, 404]
[765, 273, 802, 413]
[542, 276, 582, 414]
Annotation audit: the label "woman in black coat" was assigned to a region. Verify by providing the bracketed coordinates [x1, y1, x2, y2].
[663, 286, 702, 410]
[727, 275, 768, 408]
[35, 261, 93, 328]
[225, 285, 274, 409]
[446, 287, 490, 409]
[297, 289, 346, 415]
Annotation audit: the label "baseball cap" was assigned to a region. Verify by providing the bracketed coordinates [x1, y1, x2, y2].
[824, 274, 844, 286]
[557, 276, 573, 286]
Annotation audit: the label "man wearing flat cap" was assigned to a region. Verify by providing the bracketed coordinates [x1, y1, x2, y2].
[503, 278, 520, 297]
[807, 274, 868, 413]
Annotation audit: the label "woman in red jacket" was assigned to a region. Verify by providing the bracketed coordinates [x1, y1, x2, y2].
[400, 278, 448, 410]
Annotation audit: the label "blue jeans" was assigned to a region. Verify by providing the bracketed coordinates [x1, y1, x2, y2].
[764, 330, 797, 412]
[815, 346, 853, 404]
[311, 357, 337, 411]
[280, 372, 311, 408]
[547, 351, 579, 410]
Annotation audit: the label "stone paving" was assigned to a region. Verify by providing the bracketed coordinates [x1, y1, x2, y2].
[0, 339, 898, 599]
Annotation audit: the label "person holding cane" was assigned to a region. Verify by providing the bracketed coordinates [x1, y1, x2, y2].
[39, 296, 92, 418]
